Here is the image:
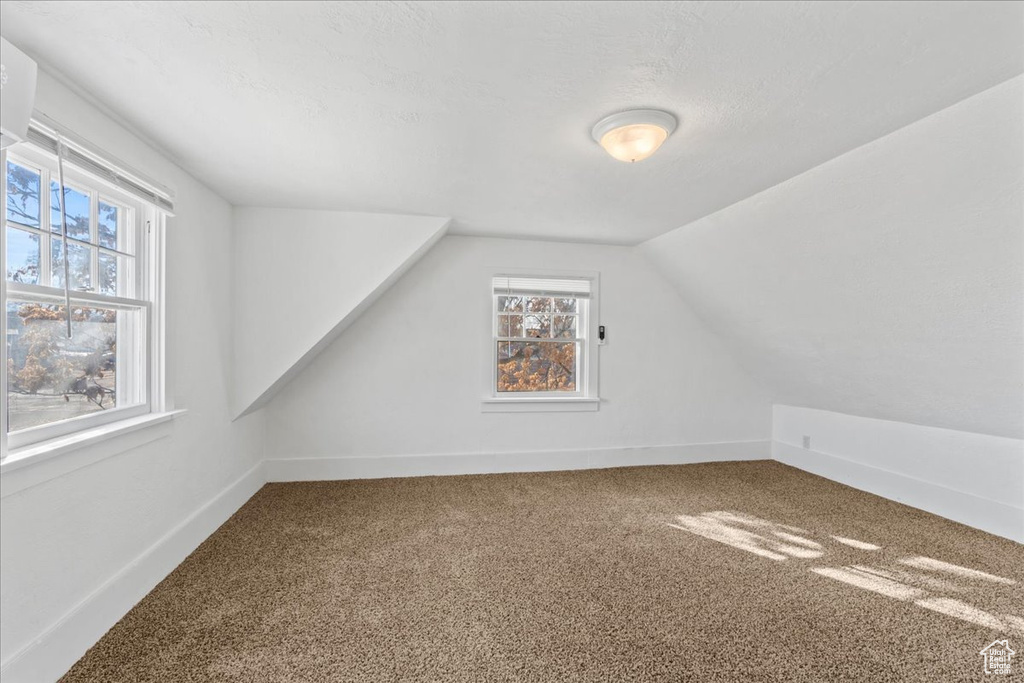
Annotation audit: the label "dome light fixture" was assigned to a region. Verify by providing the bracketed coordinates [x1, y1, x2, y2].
[591, 109, 677, 163]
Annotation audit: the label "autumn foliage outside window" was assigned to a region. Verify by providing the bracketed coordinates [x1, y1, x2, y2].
[493, 277, 590, 394]
[6, 303, 119, 431]
[5, 150, 149, 442]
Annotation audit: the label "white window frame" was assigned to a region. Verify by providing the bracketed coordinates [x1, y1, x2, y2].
[1, 142, 168, 455]
[481, 269, 600, 413]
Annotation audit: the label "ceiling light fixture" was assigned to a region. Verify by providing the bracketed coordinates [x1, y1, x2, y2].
[591, 109, 677, 163]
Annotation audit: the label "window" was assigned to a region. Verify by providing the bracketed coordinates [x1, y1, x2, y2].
[486, 274, 599, 411]
[3, 139, 166, 452]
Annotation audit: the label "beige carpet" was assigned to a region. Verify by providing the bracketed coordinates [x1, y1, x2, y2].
[60, 461, 1023, 682]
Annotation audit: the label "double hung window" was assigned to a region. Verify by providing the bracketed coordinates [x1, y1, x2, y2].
[491, 276, 594, 398]
[3, 136, 167, 453]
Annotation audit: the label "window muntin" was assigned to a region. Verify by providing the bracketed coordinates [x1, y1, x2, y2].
[4, 147, 151, 447]
[492, 277, 591, 395]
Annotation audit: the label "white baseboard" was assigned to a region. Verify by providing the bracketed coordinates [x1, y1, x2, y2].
[773, 440, 1024, 543]
[265, 440, 771, 482]
[0, 462, 266, 683]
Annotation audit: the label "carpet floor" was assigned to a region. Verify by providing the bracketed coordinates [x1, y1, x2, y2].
[60, 460, 1023, 682]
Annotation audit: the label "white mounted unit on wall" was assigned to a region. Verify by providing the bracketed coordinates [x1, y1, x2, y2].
[1, 36, 38, 149]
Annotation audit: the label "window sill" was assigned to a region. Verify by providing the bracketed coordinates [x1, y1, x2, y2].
[1, 410, 186, 498]
[481, 397, 600, 413]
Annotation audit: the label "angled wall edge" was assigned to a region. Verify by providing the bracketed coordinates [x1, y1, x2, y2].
[231, 208, 450, 419]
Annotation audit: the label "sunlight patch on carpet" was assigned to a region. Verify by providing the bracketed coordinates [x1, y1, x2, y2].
[669, 510, 1023, 635]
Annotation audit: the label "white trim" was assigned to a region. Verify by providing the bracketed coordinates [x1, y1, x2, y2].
[0, 462, 264, 683]
[491, 276, 592, 297]
[147, 214, 168, 413]
[1, 410, 186, 497]
[265, 440, 770, 482]
[481, 397, 600, 412]
[1, 147, 8, 456]
[7, 402, 151, 451]
[6, 282, 148, 309]
[773, 440, 1024, 543]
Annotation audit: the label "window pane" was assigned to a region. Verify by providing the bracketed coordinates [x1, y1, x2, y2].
[554, 297, 577, 313]
[497, 341, 576, 392]
[553, 315, 576, 339]
[6, 161, 41, 228]
[6, 301, 123, 432]
[497, 295, 523, 313]
[497, 341, 522, 361]
[98, 252, 120, 295]
[524, 314, 550, 338]
[6, 226, 40, 284]
[498, 314, 522, 337]
[51, 182, 91, 241]
[98, 201, 121, 250]
[526, 296, 551, 313]
[52, 240, 93, 291]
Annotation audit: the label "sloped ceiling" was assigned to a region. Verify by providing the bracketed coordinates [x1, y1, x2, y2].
[641, 77, 1024, 439]
[232, 208, 449, 418]
[1, 1, 1022, 244]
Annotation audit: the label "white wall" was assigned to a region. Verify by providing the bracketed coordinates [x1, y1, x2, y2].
[773, 405, 1024, 542]
[0, 70, 266, 681]
[231, 207, 449, 418]
[264, 235, 773, 474]
[642, 75, 1024, 439]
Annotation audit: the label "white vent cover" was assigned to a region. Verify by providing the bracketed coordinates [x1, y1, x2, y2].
[1, 37, 37, 150]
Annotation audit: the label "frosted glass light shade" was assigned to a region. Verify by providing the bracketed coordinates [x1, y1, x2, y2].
[591, 109, 677, 163]
[599, 124, 669, 163]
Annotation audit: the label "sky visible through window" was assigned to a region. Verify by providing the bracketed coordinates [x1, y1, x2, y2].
[7, 235, 35, 278]
[5, 158, 136, 434]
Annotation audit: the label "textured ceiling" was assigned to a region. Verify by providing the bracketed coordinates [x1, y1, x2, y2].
[1, 1, 1022, 244]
